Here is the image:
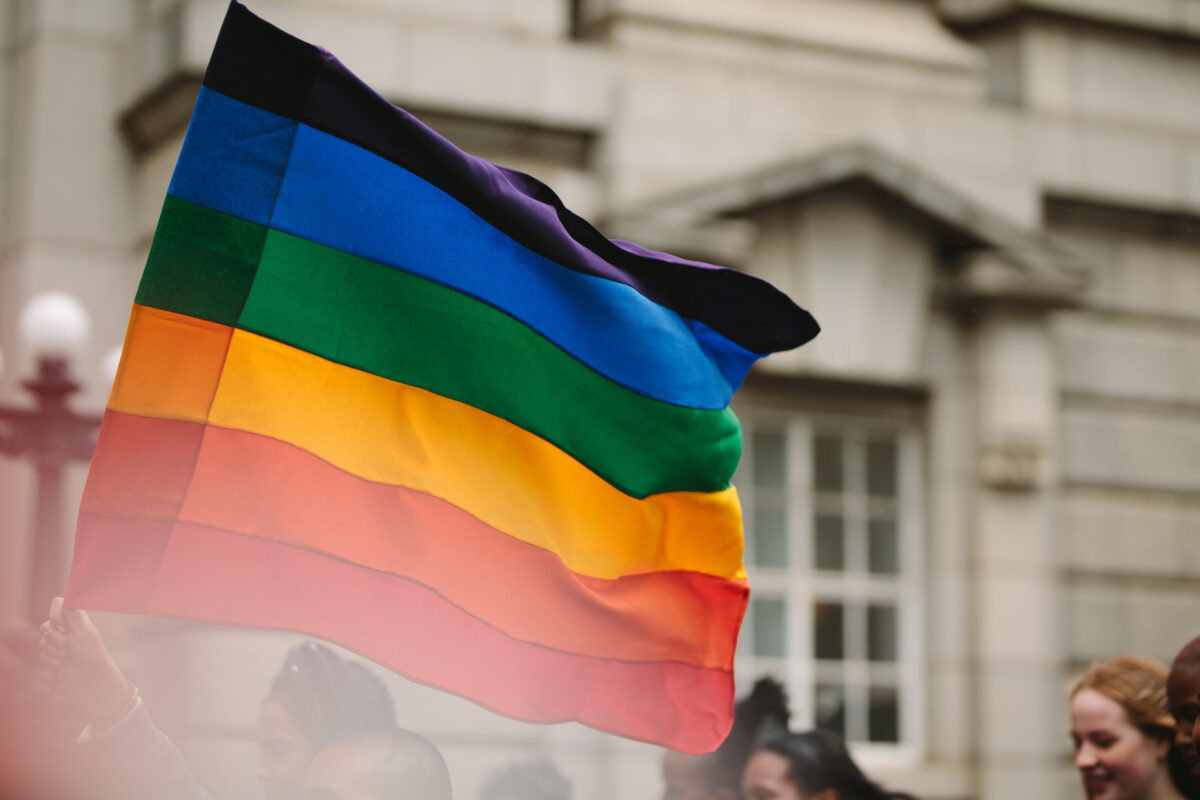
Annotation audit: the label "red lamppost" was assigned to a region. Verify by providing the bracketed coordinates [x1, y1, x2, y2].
[0, 293, 109, 619]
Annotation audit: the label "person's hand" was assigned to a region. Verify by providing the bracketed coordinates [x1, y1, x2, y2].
[38, 597, 132, 723]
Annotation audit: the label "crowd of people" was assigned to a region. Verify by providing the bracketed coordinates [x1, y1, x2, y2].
[4, 598, 1200, 800]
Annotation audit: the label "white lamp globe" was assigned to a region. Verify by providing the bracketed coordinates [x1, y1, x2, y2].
[18, 292, 90, 359]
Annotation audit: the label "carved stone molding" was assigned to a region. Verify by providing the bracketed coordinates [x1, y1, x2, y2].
[979, 436, 1046, 491]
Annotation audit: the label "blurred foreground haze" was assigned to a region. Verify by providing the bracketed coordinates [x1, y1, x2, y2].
[1, 1, 1199, 799]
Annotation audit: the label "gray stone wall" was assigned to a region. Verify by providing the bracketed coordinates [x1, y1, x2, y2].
[1051, 203, 1200, 671]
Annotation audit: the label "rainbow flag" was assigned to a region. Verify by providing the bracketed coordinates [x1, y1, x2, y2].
[66, 1, 817, 753]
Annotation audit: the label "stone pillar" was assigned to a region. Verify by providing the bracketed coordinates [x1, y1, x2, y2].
[970, 304, 1065, 800]
[919, 311, 979, 798]
[0, 0, 138, 624]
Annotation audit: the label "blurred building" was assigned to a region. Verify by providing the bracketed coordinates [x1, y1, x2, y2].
[1, 0, 1199, 798]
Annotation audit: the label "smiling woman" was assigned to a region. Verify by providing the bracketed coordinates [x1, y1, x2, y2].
[1068, 657, 1192, 800]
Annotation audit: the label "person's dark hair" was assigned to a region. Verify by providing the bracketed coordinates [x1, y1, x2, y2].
[1172, 636, 1200, 671]
[480, 758, 570, 800]
[267, 642, 396, 750]
[757, 730, 917, 800]
[705, 677, 791, 792]
[322, 729, 452, 800]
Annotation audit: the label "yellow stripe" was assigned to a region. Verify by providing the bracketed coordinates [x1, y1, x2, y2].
[110, 306, 747, 581]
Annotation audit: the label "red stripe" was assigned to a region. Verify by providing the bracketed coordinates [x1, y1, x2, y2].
[67, 513, 733, 753]
[78, 411, 746, 670]
[66, 516, 174, 610]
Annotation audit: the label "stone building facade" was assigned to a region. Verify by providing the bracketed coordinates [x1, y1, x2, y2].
[1, 1, 1198, 799]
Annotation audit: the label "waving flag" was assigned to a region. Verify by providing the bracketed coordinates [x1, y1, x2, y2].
[65, 1, 818, 753]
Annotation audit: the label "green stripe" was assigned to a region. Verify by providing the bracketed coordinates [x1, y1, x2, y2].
[136, 196, 264, 326]
[138, 196, 742, 498]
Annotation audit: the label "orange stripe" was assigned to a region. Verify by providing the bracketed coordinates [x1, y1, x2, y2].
[108, 305, 230, 417]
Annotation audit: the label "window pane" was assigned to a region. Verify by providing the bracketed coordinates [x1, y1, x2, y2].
[867, 439, 897, 497]
[867, 518, 899, 575]
[869, 686, 900, 743]
[814, 514, 844, 571]
[753, 598, 787, 658]
[815, 683, 846, 738]
[753, 505, 788, 567]
[814, 434, 843, 493]
[814, 602, 844, 660]
[753, 430, 786, 489]
[867, 604, 898, 662]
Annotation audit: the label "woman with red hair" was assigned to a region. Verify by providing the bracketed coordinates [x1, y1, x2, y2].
[1070, 656, 1195, 800]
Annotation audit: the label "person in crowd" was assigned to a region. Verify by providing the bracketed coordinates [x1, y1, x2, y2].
[1070, 656, 1192, 800]
[741, 729, 916, 800]
[1169, 638, 1200, 781]
[2, 624, 79, 799]
[1190, 705, 1200, 793]
[479, 758, 570, 800]
[661, 676, 790, 800]
[257, 640, 397, 800]
[37, 599, 214, 800]
[38, 597, 396, 800]
[303, 729, 453, 800]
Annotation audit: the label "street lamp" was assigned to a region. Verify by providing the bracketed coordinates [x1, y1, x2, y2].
[0, 292, 106, 619]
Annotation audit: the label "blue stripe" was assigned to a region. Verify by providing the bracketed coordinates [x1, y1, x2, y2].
[167, 91, 296, 225]
[168, 88, 759, 410]
[686, 320, 762, 395]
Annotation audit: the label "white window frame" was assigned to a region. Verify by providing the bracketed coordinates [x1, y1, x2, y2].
[733, 410, 926, 767]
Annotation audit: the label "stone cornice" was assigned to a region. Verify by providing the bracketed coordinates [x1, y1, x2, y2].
[611, 141, 1089, 310]
[115, 1, 611, 156]
[582, 0, 982, 73]
[118, 72, 202, 156]
[938, 0, 1200, 41]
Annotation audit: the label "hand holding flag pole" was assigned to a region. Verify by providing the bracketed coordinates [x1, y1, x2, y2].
[38, 597, 133, 726]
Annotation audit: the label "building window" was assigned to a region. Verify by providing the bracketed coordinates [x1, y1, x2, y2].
[735, 413, 923, 756]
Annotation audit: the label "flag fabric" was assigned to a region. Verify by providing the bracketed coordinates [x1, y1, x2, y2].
[65, 1, 818, 753]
